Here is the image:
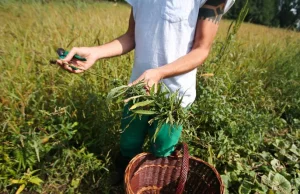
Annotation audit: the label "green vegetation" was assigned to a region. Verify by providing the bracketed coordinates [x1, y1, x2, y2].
[107, 81, 192, 142]
[226, 0, 300, 30]
[0, 1, 299, 193]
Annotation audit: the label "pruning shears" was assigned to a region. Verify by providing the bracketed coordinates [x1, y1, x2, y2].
[49, 48, 86, 71]
[56, 48, 86, 71]
[49, 48, 111, 80]
[56, 48, 87, 62]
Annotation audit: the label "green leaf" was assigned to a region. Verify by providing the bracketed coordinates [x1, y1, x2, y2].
[31, 141, 40, 162]
[152, 123, 163, 142]
[71, 122, 78, 128]
[149, 84, 156, 95]
[272, 173, 291, 193]
[263, 172, 292, 194]
[267, 190, 275, 194]
[71, 178, 80, 188]
[207, 144, 214, 165]
[10, 179, 26, 185]
[221, 174, 231, 188]
[107, 85, 128, 100]
[253, 179, 268, 193]
[124, 95, 147, 102]
[29, 176, 43, 186]
[26, 169, 40, 176]
[16, 184, 26, 194]
[168, 111, 174, 125]
[129, 100, 154, 110]
[259, 151, 272, 160]
[132, 110, 157, 115]
[238, 180, 252, 194]
[292, 190, 299, 194]
[270, 159, 282, 172]
[294, 177, 300, 188]
[290, 144, 300, 157]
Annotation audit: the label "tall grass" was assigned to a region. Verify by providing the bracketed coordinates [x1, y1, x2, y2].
[0, 1, 299, 193]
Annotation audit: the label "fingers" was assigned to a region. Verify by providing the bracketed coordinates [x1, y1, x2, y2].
[128, 75, 144, 86]
[129, 77, 158, 95]
[56, 59, 84, 74]
[70, 59, 86, 69]
[63, 47, 78, 62]
[145, 81, 158, 94]
[55, 47, 87, 74]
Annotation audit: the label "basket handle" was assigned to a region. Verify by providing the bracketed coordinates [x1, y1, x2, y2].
[176, 142, 189, 194]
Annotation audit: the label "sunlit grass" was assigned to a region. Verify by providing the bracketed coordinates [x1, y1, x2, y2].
[0, 1, 299, 193]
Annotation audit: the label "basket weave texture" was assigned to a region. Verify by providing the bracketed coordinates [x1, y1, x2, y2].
[125, 144, 224, 194]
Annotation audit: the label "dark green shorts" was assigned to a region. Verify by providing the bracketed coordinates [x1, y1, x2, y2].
[120, 104, 183, 158]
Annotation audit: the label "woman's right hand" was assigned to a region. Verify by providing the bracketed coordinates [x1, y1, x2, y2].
[56, 47, 100, 73]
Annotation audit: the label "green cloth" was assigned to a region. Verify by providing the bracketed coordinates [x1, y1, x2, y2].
[120, 104, 183, 158]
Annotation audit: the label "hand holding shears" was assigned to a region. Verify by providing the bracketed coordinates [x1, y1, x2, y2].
[53, 47, 98, 73]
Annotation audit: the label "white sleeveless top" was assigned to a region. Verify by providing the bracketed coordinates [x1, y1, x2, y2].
[126, 0, 235, 107]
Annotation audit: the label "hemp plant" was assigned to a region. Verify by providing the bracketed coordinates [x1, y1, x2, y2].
[107, 81, 192, 140]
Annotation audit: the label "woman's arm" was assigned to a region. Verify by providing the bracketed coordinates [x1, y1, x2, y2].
[57, 9, 135, 73]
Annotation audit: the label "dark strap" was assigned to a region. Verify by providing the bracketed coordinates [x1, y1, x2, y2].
[176, 143, 189, 194]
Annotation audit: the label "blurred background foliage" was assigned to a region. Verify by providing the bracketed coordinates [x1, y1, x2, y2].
[2, 0, 299, 30]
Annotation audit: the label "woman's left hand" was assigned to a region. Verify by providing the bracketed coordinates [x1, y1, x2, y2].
[129, 69, 164, 92]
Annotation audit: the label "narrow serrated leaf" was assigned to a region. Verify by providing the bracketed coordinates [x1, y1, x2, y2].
[10, 179, 26, 185]
[129, 100, 154, 110]
[107, 85, 128, 100]
[132, 110, 157, 115]
[16, 184, 25, 194]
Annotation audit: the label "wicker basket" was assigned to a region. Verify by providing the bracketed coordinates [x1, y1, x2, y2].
[125, 143, 224, 194]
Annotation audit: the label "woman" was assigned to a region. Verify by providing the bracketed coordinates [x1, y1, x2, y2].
[56, 0, 235, 186]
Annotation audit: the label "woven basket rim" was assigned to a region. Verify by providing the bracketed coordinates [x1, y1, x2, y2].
[125, 152, 224, 194]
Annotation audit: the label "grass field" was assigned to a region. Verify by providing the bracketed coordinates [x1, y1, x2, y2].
[0, 1, 300, 194]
